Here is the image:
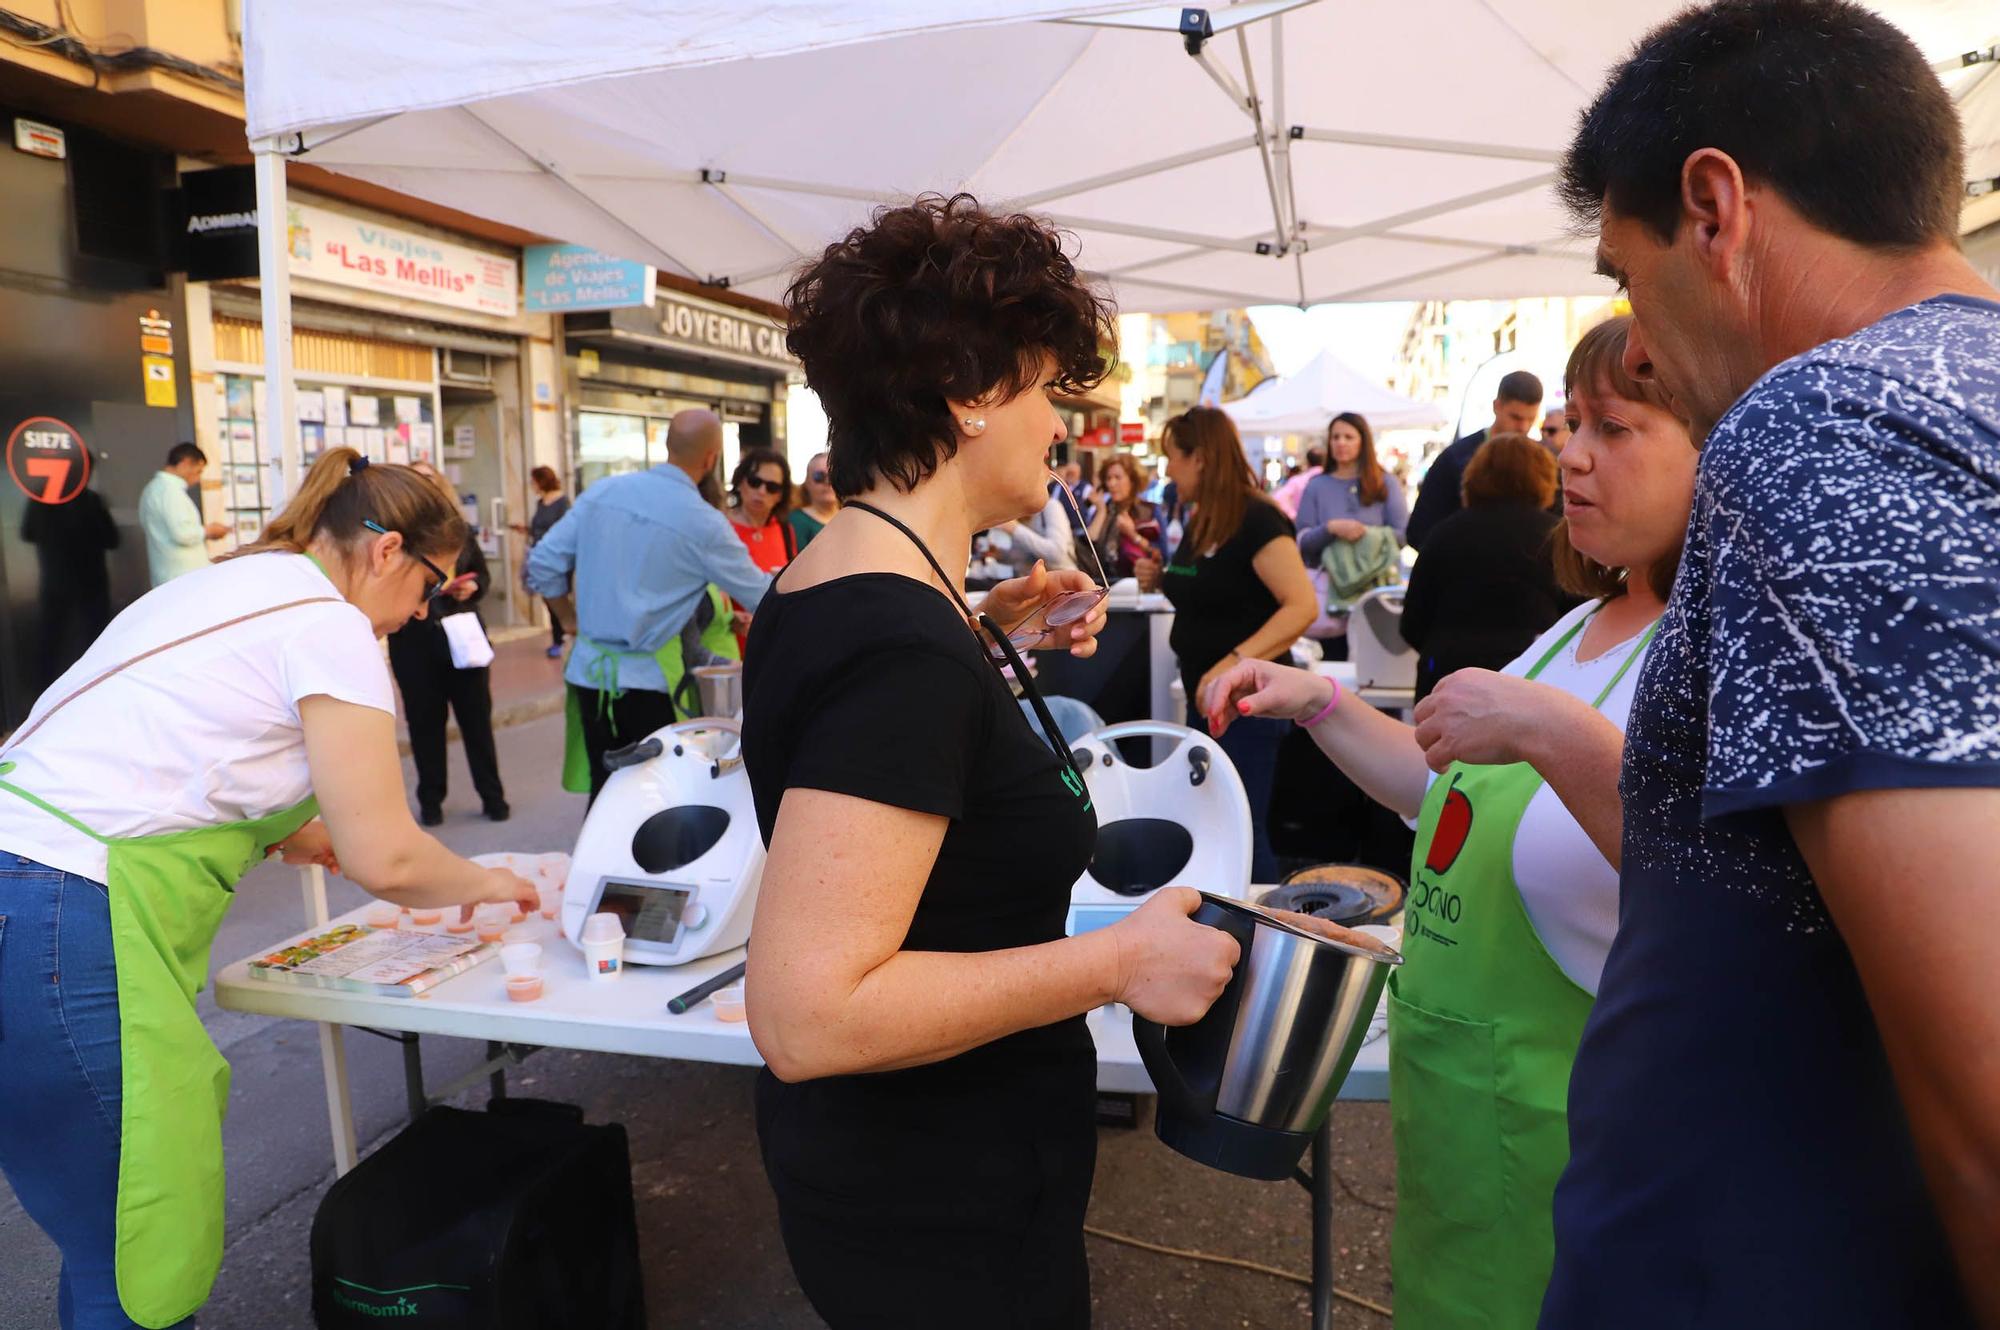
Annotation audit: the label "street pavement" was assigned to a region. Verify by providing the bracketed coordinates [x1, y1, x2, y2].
[0, 702, 1399, 1328]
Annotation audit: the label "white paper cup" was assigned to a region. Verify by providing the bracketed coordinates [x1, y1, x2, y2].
[580, 911, 624, 945]
[500, 943, 543, 977]
[581, 935, 623, 980]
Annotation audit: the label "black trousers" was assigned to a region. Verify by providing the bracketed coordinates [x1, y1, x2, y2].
[755, 1054, 1096, 1329]
[389, 622, 505, 811]
[570, 683, 680, 800]
[545, 598, 566, 648]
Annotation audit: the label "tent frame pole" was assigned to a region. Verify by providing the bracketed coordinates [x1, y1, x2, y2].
[252, 134, 359, 1175]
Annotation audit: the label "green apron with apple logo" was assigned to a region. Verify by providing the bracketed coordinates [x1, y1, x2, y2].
[1390, 613, 1653, 1329]
[0, 595, 338, 1327]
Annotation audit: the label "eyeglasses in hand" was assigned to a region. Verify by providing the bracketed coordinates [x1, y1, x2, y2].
[984, 472, 1110, 658]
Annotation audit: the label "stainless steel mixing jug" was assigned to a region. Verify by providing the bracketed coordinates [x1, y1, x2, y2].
[1135, 892, 1402, 1180]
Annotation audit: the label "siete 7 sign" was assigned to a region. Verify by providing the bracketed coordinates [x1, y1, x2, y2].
[6, 417, 90, 505]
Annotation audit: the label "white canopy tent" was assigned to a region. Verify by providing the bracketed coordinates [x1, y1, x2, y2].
[242, 1, 2000, 316]
[233, 0, 2000, 1184]
[1222, 349, 1449, 435]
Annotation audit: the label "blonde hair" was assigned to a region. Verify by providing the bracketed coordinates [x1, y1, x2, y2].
[231, 448, 467, 561]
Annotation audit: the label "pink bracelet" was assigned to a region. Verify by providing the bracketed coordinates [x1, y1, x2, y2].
[1296, 677, 1343, 729]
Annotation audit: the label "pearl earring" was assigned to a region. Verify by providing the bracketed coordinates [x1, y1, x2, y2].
[963, 416, 987, 436]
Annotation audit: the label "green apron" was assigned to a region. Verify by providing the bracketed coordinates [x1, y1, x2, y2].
[0, 595, 337, 1328]
[560, 584, 741, 793]
[1391, 612, 1653, 1329]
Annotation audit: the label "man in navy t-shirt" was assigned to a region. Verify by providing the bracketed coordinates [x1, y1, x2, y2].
[1544, 1, 2000, 1324]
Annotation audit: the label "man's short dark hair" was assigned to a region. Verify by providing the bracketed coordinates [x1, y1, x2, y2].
[785, 193, 1116, 499]
[167, 442, 205, 468]
[1560, 0, 1964, 249]
[1496, 370, 1544, 407]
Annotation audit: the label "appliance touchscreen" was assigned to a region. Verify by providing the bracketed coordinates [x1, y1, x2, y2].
[596, 880, 692, 945]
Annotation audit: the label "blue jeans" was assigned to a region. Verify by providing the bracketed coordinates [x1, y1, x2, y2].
[1192, 712, 1285, 883]
[0, 853, 192, 1330]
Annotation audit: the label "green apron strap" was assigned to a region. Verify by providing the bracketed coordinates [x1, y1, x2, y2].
[0, 767, 109, 842]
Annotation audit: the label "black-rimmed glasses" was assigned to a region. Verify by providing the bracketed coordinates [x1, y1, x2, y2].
[362, 519, 450, 601]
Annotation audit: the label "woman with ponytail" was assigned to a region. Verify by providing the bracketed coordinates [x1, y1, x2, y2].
[0, 446, 540, 1330]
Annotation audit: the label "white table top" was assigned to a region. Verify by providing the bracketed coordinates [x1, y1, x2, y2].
[215, 903, 1389, 1099]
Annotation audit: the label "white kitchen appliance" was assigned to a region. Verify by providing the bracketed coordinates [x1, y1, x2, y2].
[563, 719, 762, 966]
[1065, 720, 1254, 937]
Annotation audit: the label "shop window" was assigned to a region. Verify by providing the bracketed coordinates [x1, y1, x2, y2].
[578, 412, 649, 491]
[212, 372, 436, 547]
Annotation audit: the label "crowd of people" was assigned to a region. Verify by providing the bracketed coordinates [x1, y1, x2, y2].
[1, 1, 1996, 1327]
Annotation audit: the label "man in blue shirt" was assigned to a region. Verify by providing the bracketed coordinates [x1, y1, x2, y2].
[1544, 1, 2000, 1324]
[525, 409, 771, 794]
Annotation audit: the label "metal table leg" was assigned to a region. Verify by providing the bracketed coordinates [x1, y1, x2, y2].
[1311, 1118, 1335, 1330]
[400, 1032, 426, 1123]
[486, 1039, 508, 1103]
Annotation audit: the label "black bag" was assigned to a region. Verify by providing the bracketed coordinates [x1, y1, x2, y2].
[311, 1099, 645, 1328]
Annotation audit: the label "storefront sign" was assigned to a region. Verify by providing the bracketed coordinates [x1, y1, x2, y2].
[585, 290, 795, 374]
[1119, 421, 1145, 444]
[523, 244, 656, 312]
[655, 295, 790, 366]
[177, 166, 260, 281]
[6, 417, 91, 504]
[287, 202, 518, 317]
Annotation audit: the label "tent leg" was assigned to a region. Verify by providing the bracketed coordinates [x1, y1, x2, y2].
[251, 141, 302, 503]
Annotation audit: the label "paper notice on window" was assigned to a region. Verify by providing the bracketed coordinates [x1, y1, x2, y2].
[349, 395, 381, 427]
[393, 395, 422, 424]
[296, 390, 325, 423]
[323, 385, 348, 428]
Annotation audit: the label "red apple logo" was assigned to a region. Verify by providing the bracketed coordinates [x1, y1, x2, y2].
[1425, 776, 1473, 875]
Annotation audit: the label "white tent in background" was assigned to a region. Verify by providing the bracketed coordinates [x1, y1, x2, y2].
[1222, 350, 1448, 435]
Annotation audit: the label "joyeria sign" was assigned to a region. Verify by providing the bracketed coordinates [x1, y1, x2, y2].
[5, 417, 90, 504]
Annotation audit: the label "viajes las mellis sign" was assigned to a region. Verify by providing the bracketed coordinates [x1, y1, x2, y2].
[288, 202, 518, 318]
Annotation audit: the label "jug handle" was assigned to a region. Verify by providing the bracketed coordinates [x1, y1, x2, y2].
[1133, 1014, 1203, 1115]
[1132, 894, 1256, 1116]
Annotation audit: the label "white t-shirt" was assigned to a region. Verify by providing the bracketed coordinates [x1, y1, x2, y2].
[0, 553, 396, 882]
[1421, 598, 1655, 995]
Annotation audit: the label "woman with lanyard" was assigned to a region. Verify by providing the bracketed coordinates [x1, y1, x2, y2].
[738, 195, 1376, 1329]
[1204, 317, 1698, 1328]
[0, 448, 539, 1330]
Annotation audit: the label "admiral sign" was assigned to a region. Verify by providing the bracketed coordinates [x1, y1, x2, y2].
[178, 165, 260, 281]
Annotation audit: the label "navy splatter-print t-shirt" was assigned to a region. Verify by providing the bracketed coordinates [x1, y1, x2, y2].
[1542, 296, 2000, 1329]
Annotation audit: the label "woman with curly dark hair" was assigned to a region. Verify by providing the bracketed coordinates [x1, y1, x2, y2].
[738, 194, 1247, 1328]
